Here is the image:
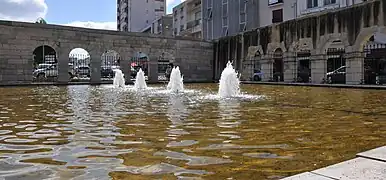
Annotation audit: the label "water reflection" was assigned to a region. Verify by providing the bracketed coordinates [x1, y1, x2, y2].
[0, 84, 385, 179]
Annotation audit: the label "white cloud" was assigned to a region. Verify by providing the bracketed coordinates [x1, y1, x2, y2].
[0, 0, 47, 22]
[0, 0, 116, 31]
[62, 21, 116, 31]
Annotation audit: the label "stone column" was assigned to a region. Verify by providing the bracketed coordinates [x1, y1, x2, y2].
[311, 54, 326, 84]
[90, 53, 101, 84]
[283, 52, 297, 82]
[261, 54, 272, 81]
[57, 48, 70, 84]
[148, 56, 158, 83]
[345, 52, 364, 85]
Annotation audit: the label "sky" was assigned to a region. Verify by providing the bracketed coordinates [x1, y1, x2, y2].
[0, 0, 185, 30]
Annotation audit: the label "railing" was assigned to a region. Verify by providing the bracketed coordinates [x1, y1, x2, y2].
[187, 19, 201, 29]
[301, 3, 341, 15]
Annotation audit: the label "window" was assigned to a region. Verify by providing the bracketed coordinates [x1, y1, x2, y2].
[222, 17, 228, 26]
[272, 9, 283, 23]
[207, 8, 212, 19]
[222, 0, 228, 29]
[307, 0, 318, 8]
[207, 0, 212, 8]
[239, 0, 247, 32]
[222, 27, 228, 36]
[324, 0, 336, 5]
[268, 0, 283, 6]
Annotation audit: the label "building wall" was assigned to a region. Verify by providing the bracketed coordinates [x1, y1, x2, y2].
[141, 15, 173, 37]
[117, 0, 166, 32]
[213, 0, 386, 84]
[202, 0, 260, 41]
[176, 0, 203, 39]
[297, 0, 365, 17]
[172, 2, 188, 36]
[258, 0, 297, 28]
[0, 20, 213, 85]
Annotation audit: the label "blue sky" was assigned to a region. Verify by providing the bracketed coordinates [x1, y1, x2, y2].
[45, 0, 181, 25]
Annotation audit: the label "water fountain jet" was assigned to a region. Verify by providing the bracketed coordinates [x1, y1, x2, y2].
[134, 68, 148, 90]
[218, 61, 240, 98]
[113, 69, 125, 87]
[167, 66, 184, 93]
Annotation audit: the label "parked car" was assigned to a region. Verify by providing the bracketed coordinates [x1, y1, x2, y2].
[101, 65, 121, 78]
[326, 66, 346, 84]
[33, 63, 75, 81]
[75, 65, 90, 77]
[252, 70, 263, 81]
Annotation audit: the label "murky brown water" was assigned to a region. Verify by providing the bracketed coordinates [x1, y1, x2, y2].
[0, 84, 385, 180]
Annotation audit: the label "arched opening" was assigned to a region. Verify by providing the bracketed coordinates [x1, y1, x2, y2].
[326, 40, 345, 84]
[69, 48, 91, 81]
[363, 33, 386, 85]
[296, 50, 311, 83]
[252, 52, 262, 81]
[32, 45, 57, 82]
[158, 52, 174, 81]
[130, 52, 149, 80]
[101, 50, 121, 80]
[272, 48, 284, 82]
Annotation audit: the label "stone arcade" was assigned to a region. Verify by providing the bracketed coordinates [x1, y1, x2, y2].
[214, 0, 386, 85]
[0, 21, 213, 85]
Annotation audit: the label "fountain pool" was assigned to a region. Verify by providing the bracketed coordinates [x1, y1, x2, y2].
[0, 84, 385, 179]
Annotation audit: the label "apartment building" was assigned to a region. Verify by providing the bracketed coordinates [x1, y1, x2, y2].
[201, 0, 365, 40]
[297, 0, 365, 17]
[117, 0, 166, 32]
[201, 0, 260, 40]
[141, 15, 173, 37]
[172, 0, 203, 39]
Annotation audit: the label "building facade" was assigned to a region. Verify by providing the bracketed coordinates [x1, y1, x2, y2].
[172, 0, 203, 39]
[117, 0, 166, 32]
[202, 0, 366, 40]
[141, 15, 173, 37]
[201, 0, 260, 40]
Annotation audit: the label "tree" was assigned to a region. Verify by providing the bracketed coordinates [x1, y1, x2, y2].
[35, 17, 47, 24]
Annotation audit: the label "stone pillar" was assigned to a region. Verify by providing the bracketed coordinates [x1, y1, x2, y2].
[283, 52, 297, 82]
[148, 56, 158, 83]
[261, 54, 272, 81]
[311, 54, 326, 84]
[345, 52, 364, 85]
[57, 48, 70, 84]
[120, 54, 131, 85]
[90, 53, 101, 84]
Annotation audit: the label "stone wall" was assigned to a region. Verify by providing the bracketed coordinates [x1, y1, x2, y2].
[0, 20, 213, 85]
[214, 0, 386, 84]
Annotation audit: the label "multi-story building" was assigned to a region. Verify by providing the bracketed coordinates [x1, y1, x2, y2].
[202, 0, 260, 40]
[296, 0, 365, 17]
[201, 0, 366, 40]
[173, 0, 203, 39]
[141, 15, 173, 37]
[117, 0, 166, 32]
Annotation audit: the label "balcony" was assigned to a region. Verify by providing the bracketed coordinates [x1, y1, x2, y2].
[301, 3, 341, 15]
[181, 19, 202, 35]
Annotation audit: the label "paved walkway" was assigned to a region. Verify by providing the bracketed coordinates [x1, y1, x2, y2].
[282, 146, 386, 179]
[242, 81, 386, 90]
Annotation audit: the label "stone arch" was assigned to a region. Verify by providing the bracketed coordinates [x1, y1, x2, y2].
[289, 39, 313, 52]
[69, 48, 91, 80]
[100, 50, 121, 79]
[272, 48, 284, 82]
[267, 42, 287, 55]
[131, 51, 150, 79]
[158, 51, 175, 81]
[32, 45, 57, 67]
[32, 45, 58, 82]
[319, 34, 349, 54]
[361, 31, 386, 85]
[353, 26, 386, 52]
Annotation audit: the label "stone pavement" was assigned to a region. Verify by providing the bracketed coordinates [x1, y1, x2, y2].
[282, 146, 386, 180]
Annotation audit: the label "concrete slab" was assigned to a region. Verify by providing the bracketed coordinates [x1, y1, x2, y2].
[357, 146, 386, 162]
[281, 172, 333, 180]
[312, 157, 386, 180]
